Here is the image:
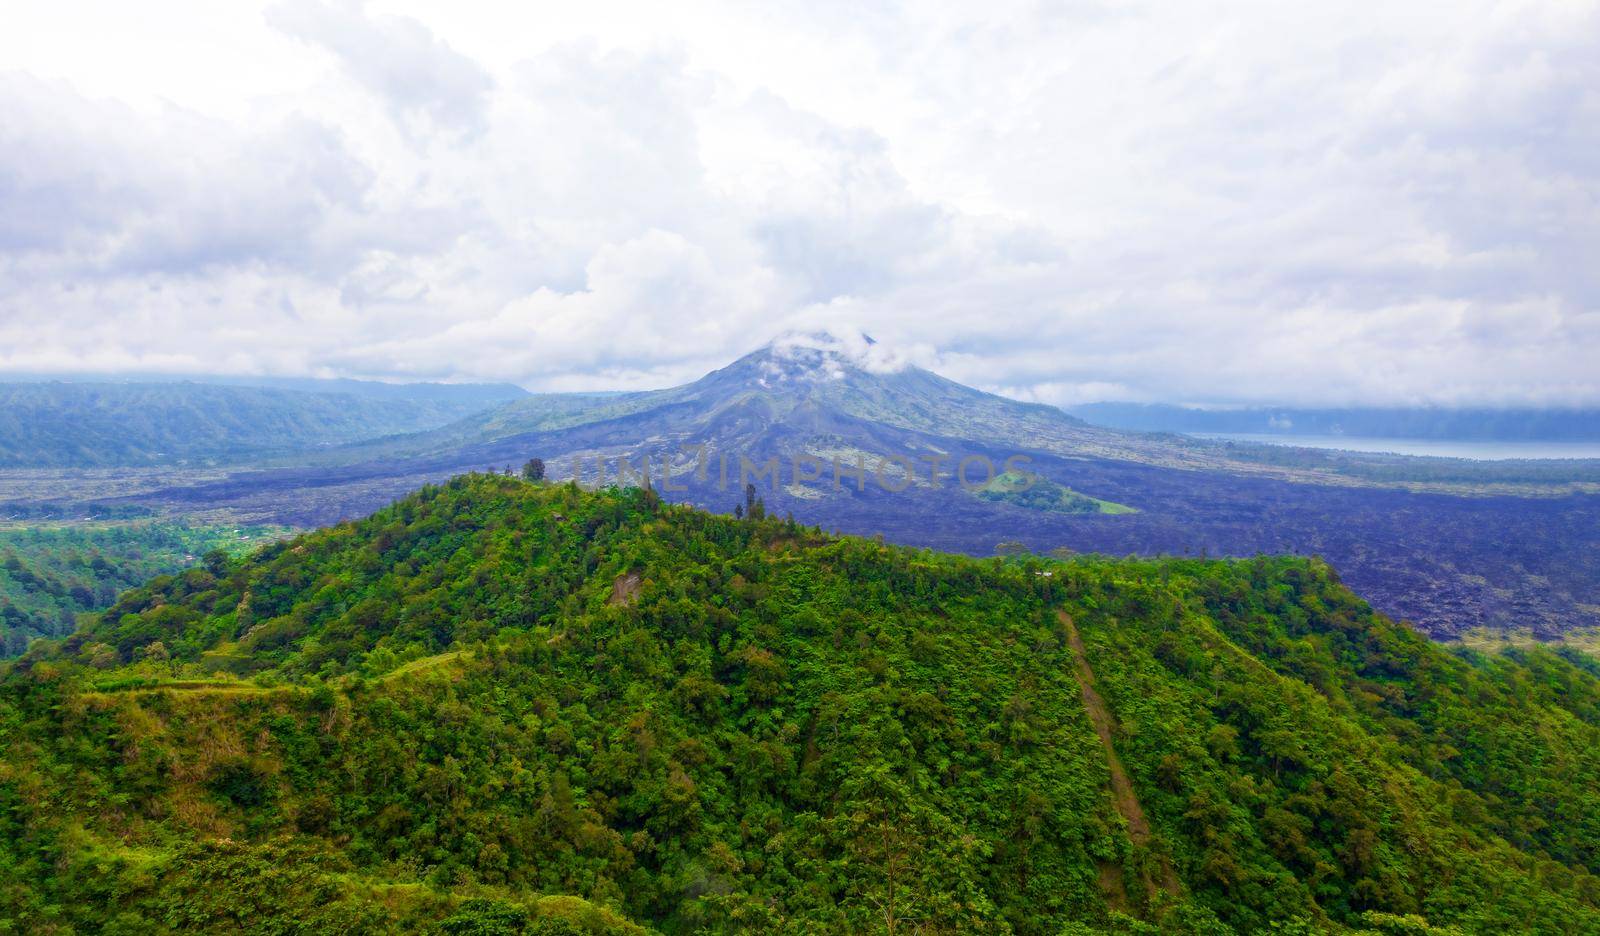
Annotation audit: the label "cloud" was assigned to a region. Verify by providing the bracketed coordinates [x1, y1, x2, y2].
[320, 228, 783, 389]
[0, 0, 1597, 407]
[0, 71, 419, 281]
[770, 327, 914, 376]
[266, 0, 493, 139]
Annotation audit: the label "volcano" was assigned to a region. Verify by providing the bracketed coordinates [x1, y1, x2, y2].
[119, 331, 1600, 640]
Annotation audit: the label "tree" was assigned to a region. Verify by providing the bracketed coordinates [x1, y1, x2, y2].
[203, 548, 231, 577]
[522, 458, 546, 483]
[435, 899, 530, 935]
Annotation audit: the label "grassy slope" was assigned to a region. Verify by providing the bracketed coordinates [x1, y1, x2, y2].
[978, 470, 1137, 515]
[4, 477, 1600, 933]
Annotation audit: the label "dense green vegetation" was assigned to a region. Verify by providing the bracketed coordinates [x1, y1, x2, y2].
[0, 522, 284, 657]
[0, 380, 523, 467]
[6, 475, 1600, 932]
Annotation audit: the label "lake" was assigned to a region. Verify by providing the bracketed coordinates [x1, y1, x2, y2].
[1192, 433, 1600, 461]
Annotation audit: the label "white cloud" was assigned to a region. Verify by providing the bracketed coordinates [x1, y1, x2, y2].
[770, 327, 915, 376]
[0, 0, 1597, 406]
[267, 0, 493, 139]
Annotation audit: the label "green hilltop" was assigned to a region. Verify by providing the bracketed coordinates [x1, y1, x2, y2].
[977, 470, 1138, 515]
[6, 475, 1600, 933]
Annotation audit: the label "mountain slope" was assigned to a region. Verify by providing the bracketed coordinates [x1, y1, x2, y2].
[6, 476, 1600, 933]
[0, 379, 527, 468]
[312, 333, 1095, 466]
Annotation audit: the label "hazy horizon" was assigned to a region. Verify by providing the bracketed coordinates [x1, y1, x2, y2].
[9, 351, 1600, 417]
[7, 325, 1600, 413]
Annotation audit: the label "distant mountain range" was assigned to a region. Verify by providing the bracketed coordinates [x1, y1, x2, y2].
[0, 378, 527, 468]
[43, 332, 1584, 640]
[1070, 402, 1600, 441]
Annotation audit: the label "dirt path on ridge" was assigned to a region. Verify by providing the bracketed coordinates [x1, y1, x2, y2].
[1058, 609, 1181, 899]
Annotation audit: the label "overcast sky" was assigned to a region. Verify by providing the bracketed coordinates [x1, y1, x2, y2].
[2, 1, 1597, 406]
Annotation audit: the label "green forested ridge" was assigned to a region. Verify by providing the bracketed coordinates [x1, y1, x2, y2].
[0, 522, 284, 657]
[5, 476, 1600, 933]
[0, 381, 519, 467]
